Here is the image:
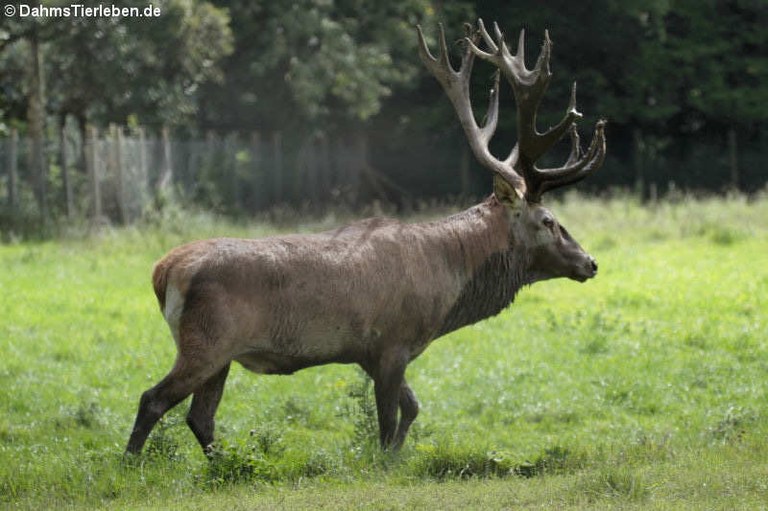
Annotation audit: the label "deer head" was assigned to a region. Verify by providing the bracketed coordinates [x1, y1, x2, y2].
[417, 20, 606, 283]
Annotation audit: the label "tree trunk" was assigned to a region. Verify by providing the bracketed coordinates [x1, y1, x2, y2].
[86, 126, 102, 222]
[272, 131, 283, 204]
[137, 126, 148, 189]
[227, 133, 240, 210]
[27, 30, 48, 221]
[59, 114, 74, 218]
[633, 128, 645, 201]
[76, 112, 88, 174]
[318, 133, 331, 199]
[6, 128, 18, 217]
[727, 125, 739, 191]
[250, 131, 263, 211]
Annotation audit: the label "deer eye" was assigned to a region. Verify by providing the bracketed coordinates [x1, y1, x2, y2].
[542, 217, 555, 229]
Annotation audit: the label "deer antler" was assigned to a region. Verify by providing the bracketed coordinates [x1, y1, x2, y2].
[417, 20, 606, 202]
[416, 23, 525, 194]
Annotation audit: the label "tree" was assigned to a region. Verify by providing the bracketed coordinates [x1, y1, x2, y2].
[45, 0, 233, 132]
[0, 0, 233, 223]
[0, 17, 51, 219]
[662, 0, 768, 189]
[201, 0, 438, 132]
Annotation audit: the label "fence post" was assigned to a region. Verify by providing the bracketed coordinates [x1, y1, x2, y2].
[158, 126, 173, 199]
[272, 131, 283, 204]
[649, 182, 658, 206]
[318, 133, 330, 197]
[86, 126, 102, 221]
[7, 127, 18, 217]
[205, 130, 216, 170]
[306, 137, 319, 203]
[250, 131, 262, 211]
[228, 133, 241, 210]
[633, 128, 645, 201]
[137, 126, 148, 193]
[110, 124, 128, 224]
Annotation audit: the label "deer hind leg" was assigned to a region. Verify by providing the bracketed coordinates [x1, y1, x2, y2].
[125, 354, 228, 455]
[186, 363, 231, 454]
[393, 381, 419, 449]
[368, 351, 408, 450]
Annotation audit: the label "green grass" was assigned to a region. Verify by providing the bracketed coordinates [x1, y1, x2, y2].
[1, 194, 767, 510]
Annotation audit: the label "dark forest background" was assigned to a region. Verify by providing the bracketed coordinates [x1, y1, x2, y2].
[1, 0, 766, 230]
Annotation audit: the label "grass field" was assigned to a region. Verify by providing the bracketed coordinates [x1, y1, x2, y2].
[1, 194, 767, 510]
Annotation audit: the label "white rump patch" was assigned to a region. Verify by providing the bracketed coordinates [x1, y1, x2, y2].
[164, 284, 184, 345]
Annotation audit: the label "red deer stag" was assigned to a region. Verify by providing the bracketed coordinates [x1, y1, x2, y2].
[126, 20, 606, 455]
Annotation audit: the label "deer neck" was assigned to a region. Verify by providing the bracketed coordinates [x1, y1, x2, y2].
[435, 196, 531, 337]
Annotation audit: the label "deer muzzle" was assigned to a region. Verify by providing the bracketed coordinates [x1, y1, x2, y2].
[574, 255, 598, 282]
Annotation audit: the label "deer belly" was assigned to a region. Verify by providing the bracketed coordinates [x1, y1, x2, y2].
[235, 348, 356, 375]
[235, 351, 309, 375]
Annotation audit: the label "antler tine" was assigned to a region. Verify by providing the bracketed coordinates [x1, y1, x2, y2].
[533, 30, 552, 77]
[417, 24, 454, 82]
[515, 27, 525, 63]
[495, 21, 505, 46]
[531, 81, 583, 164]
[437, 24, 455, 73]
[483, 71, 501, 138]
[467, 20, 497, 62]
[469, 19, 514, 69]
[477, 19, 498, 54]
[565, 124, 582, 166]
[416, 24, 438, 65]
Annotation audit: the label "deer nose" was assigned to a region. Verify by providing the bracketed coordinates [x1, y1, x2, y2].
[590, 258, 598, 273]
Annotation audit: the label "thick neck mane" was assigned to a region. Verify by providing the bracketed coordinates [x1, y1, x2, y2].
[434, 196, 530, 337]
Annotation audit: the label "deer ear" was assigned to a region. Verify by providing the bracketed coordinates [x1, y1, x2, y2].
[493, 175, 524, 209]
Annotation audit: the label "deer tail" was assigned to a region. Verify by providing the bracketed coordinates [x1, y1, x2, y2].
[152, 259, 172, 312]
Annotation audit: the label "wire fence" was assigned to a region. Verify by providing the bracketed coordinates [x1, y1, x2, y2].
[0, 123, 405, 230]
[1, 122, 767, 233]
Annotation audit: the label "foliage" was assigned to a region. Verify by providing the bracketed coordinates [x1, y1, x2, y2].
[0, 195, 767, 509]
[664, 0, 768, 127]
[345, 370, 380, 451]
[200, 0, 444, 131]
[0, 0, 233, 128]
